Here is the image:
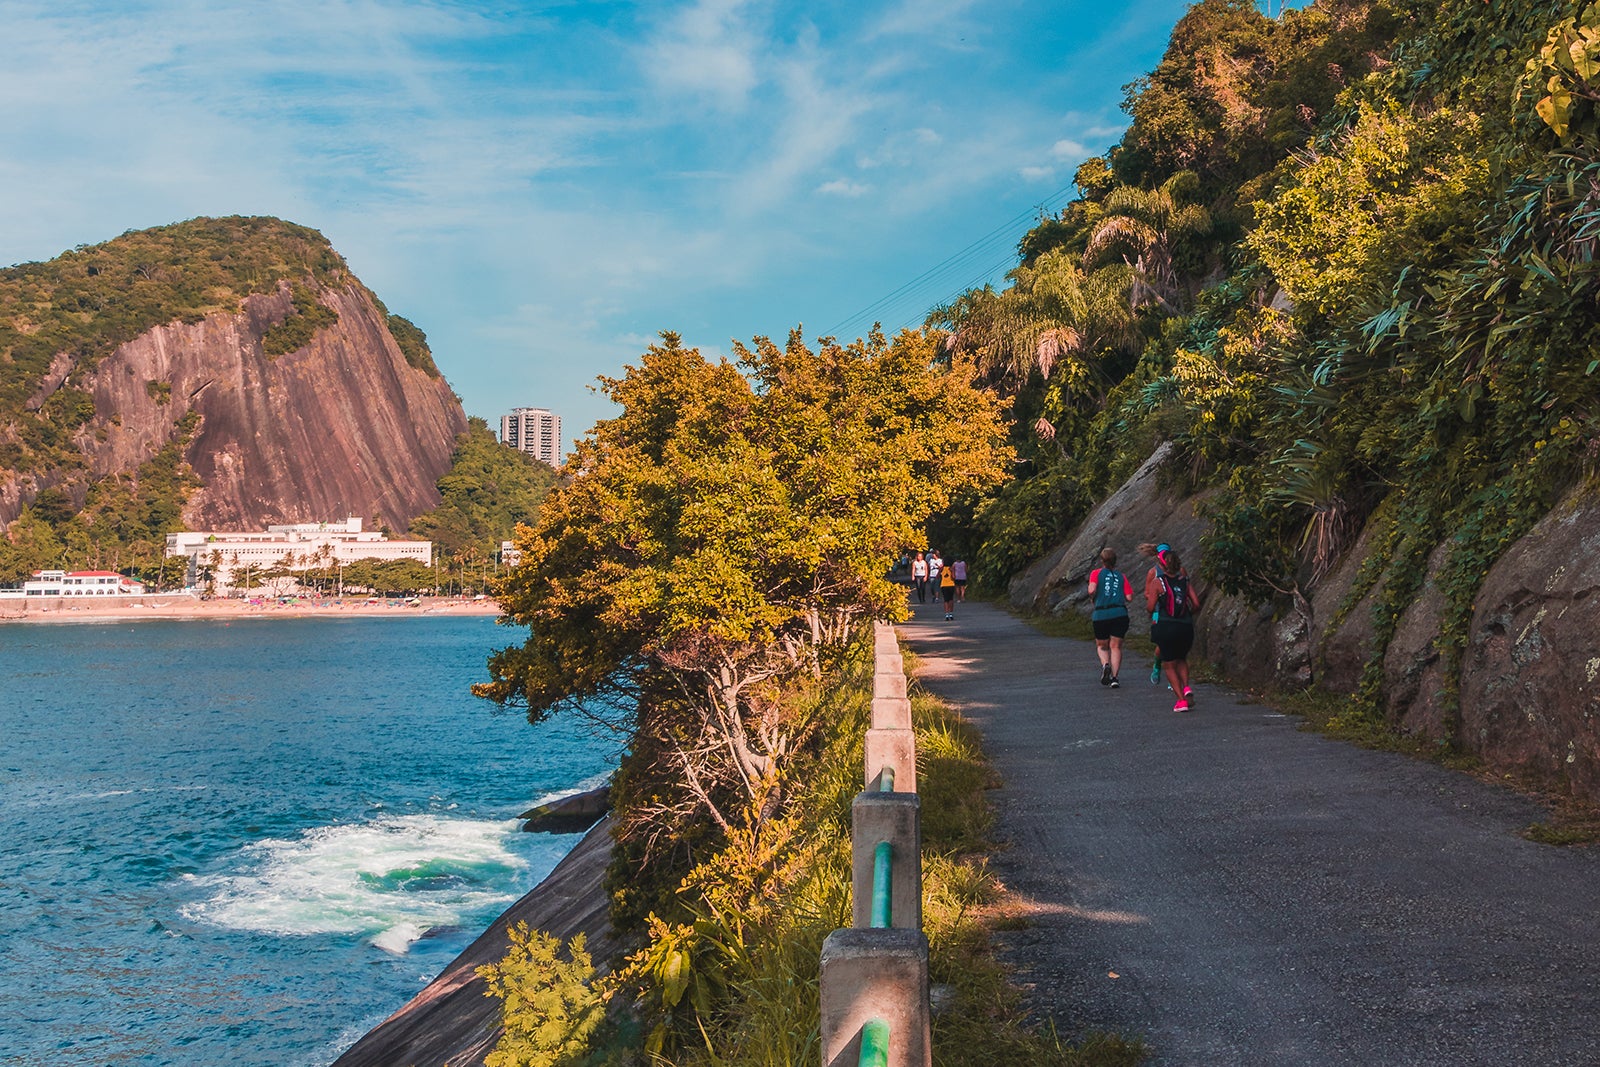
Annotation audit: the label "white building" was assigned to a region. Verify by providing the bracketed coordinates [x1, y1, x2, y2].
[0, 570, 148, 598]
[499, 540, 523, 568]
[165, 517, 432, 593]
[500, 407, 563, 467]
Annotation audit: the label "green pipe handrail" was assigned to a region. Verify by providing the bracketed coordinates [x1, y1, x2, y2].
[870, 840, 893, 927]
[879, 766, 895, 792]
[858, 1017, 890, 1066]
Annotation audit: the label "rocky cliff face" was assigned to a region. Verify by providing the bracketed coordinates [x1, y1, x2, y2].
[1011, 448, 1600, 804]
[15, 279, 466, 533]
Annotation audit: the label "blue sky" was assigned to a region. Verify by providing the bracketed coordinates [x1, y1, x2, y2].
[0, 0, 1205, 440]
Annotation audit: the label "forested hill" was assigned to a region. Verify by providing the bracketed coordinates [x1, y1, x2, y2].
[0, 216, 469, 581]
[932, 0, 1600, 794]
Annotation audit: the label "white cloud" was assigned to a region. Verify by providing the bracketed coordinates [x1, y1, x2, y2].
[637, 0, 763, 108]
[1051, 138, 1089, 160]
[855, 127, 942, 170]
[866, 0, 985, 45]
[817, 179, 869, 198]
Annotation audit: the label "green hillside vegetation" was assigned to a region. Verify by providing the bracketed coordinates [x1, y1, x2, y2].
[408, 417, 559, 585]
[934, 0, 1600, 735]
[0, 216, 448, 578]
[0, 412, 201, 584]
[373, 296, 443, 378]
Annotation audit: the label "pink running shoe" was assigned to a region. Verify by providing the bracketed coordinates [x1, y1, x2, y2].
[1182, 686, 1194, 706]
[1173, 699, 1190, 713]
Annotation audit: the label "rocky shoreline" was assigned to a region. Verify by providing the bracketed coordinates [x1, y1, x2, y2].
[331, 817, 620, 1067]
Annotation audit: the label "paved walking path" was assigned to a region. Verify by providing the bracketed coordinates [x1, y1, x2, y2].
[898, 597, 1600, 1067]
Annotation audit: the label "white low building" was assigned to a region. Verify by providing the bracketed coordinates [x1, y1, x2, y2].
[0, 570, 148, 598]
[165, 517, 432, 594]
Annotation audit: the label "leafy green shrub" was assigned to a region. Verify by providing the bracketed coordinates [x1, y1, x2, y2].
[478, 925, 604, 1067]
[385, 312, 440, 377]
[261, 282, 339, 357]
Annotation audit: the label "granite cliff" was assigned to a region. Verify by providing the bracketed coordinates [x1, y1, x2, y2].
[0, 218, 467, 538]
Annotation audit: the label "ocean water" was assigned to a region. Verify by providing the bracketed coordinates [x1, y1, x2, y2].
[0, 615, 619, 1067]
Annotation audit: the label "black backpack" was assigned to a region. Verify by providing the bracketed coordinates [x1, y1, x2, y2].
[1156, 573, 1192, 622]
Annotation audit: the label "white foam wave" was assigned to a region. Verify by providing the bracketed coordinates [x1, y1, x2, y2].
[181, 813, 532, 952]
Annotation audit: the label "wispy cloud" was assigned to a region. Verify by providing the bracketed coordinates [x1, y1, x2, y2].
[0, 0, 1189, 434]
[638, 0, 763, 108]
[817, 179, 870, 198]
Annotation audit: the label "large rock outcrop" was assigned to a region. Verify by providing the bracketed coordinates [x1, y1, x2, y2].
[17, 279, 465, 533]
[1010, 446, 1600, 803]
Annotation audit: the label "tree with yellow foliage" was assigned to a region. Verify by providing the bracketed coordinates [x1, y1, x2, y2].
[476, 328, 1009, 842]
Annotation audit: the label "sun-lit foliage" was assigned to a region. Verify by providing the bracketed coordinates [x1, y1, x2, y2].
[478, 327, 1010, 852]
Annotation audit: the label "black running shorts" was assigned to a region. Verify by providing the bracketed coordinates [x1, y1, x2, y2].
[1151, 619, 1194, 661]
[1092, 616, 1129, 640]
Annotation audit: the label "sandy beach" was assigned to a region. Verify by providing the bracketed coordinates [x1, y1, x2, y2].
[0, 594, 504, 624]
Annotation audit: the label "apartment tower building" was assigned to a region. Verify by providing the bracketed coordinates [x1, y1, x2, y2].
[500, 407, 563, 467]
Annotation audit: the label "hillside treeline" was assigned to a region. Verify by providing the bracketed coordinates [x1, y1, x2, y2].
[935, 0, 1600, 720]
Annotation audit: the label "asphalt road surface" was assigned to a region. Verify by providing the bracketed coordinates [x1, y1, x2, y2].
[897, 597, 1600, 1067]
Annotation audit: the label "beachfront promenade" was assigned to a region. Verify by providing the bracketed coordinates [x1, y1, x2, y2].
[897, 598, 1600, 1066]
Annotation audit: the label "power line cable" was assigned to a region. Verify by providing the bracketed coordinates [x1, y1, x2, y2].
[824, 182, 1081, 339]
[824, 202, 1047, 337]
[876, 249, 1028, 337]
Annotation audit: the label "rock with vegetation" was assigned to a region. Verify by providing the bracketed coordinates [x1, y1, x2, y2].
[944, 0, 1600, 803]
[0, 216, 467, 582]
[330, 819, 619, 1067]
[1459, 486, 1600, 796]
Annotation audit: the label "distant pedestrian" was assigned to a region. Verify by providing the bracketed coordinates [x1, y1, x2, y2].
[912, 552, 928, 603]
[928, 550, 943, 589]
[1144, 543, 1201, 712]
[951, 558, 968, 601]
[940, 562, 957, 620]
[1087, 548, 1132, 688]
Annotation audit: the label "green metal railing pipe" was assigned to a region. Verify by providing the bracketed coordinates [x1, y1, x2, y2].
[879, 766, 895, 792]
[858, 1017, 890, 1067]
[870, 840, 893, 927]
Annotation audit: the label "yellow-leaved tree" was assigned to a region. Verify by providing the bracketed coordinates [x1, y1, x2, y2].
[475, 327, 1010, 845]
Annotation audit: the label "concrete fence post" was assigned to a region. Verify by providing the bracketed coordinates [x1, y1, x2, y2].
[864, 728, 917, 794]
[819, 928, 932, 1067]
[873, 670, 908, 703]
[871, 695, 912, 732]
[851, 791, 921, 931]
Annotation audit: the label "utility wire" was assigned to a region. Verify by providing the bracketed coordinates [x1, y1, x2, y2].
[824, 181, 1081, 340]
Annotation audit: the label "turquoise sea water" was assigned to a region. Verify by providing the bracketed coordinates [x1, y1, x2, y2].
[0, 615, 618, 1066]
